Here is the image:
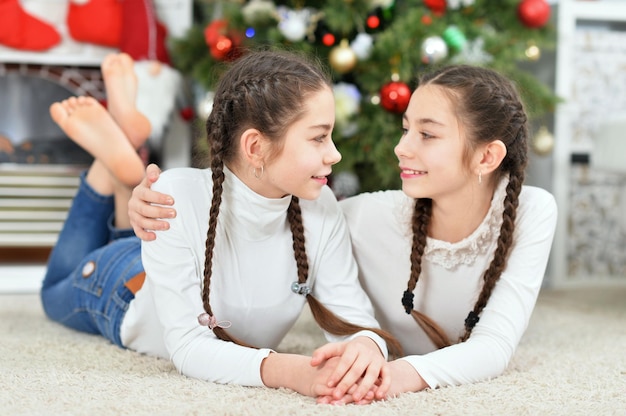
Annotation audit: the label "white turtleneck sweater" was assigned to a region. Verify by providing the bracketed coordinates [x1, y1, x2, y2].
[339, 178, 557, 389]
[120, 167, 386, 387]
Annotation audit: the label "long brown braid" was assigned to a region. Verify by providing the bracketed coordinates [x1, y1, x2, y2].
[288, 196, 402, 357]
[201, 49, 402, 357]
[402, 65, 529, 349]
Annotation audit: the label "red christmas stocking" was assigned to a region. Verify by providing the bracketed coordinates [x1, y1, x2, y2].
[67, 0, 123, 47]
[0, 0, 61, 51]
[120, 0, 171, 65]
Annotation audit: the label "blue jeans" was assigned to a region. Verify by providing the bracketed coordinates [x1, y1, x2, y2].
[40, 172, 144, 348]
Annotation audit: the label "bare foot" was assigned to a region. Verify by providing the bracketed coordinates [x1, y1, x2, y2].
[101, 53, 152, 147]
[50, 96, 144, 187]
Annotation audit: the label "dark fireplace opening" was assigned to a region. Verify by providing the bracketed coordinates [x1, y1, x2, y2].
[0, 65, 104, 249]
[0, 72, 93, 166]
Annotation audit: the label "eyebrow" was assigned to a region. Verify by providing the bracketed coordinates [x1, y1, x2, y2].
[402, 114, 444, 126]
[309, 123, 333, 131]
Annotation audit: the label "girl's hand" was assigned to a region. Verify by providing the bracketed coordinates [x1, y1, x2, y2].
[307, 356, 345, 398]
[310, 337, 390, 403]
[381, 359, 429, 399]
[316, 378, 380, 405]
[261, 353, 336, 398]
[316, 359, 428, 404]
[128, 163, 176, 240]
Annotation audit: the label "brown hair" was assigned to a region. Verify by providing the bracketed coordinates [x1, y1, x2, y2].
[403, 65, 529, 348]
[201, 49, 402, 357]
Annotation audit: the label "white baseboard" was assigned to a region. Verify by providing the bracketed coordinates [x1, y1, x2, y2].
[0, 265, 45, 294]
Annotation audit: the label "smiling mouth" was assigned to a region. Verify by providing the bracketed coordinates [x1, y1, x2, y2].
[401, 169, 427, 175]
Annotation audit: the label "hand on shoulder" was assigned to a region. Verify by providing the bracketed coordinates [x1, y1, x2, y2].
[128, 163, 176, 240]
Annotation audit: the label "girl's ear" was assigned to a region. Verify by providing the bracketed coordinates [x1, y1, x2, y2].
[239, 128, 266, 168]
[476, 139, 507, 175]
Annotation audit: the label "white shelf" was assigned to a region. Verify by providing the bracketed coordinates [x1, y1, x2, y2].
[551, 0, 626, 286]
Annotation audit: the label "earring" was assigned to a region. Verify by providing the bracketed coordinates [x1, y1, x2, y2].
[253, 165, 264, 179]
[478, 170, 482, 185]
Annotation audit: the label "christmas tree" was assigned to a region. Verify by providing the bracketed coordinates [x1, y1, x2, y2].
[172, 0, 558, 192]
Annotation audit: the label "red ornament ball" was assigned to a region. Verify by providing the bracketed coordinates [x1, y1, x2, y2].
[366, 15, 380, 30]
[423, 0, 446, 15]
[204, 20, 227, 48]
[204, 19, 242, 61]
[179, 106, 195, 122]
[517, 0, 551, 28]
[380, 81, 411, 114]
[322, 33, 336, 47]
[210, 35, 234, 60]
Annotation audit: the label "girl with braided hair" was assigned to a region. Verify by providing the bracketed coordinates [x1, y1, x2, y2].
[131, 63, 557, 402]
[41, 49, 401, 403]
[337, 64, 557, 398]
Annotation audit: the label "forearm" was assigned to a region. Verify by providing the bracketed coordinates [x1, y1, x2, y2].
[260, 353, 316, 396]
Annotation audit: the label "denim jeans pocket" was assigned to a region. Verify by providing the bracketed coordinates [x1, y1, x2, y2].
[69, 237, 143, 346]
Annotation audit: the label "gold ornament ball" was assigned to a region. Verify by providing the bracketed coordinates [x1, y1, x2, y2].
[531, 126, 555, 156]
[525, 44, 541, 61]
[329, 40, 357, 74]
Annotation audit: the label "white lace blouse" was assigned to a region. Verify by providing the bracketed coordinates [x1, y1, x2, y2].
[339, 178, 557, 388]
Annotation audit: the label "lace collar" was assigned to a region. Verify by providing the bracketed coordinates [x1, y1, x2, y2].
[423, 176, 509, 269]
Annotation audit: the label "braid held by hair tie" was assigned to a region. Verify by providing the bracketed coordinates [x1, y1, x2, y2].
[464, 311, 480, 331]
[198, 313, 232, 330]
[291, 282, 311, 296]
[402, 290, 414, 314]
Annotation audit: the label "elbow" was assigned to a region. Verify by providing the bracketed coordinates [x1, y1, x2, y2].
[167, 339, 202, 380]
[171, 349, 211, 382]
[460, 335, 515, 385]
[490, 351, 511, 380]
[477, 339, 514, 382]
[170, 348, 191, 377]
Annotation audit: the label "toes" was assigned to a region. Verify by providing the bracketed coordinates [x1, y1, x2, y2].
[49, 102, 68, 124]
[118, 52, 135, 69]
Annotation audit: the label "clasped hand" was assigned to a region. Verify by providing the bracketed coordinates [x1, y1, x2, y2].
[308, 336, 390, 405]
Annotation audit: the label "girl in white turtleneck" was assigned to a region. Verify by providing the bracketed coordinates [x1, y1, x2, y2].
[41, 50, 400, 404]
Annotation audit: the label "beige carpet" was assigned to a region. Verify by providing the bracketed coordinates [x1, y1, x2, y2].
[1, 286, 625, 416]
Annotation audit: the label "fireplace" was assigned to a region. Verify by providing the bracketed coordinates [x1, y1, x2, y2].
[0, 63, 101, 248]
[0, 61, 192, 250]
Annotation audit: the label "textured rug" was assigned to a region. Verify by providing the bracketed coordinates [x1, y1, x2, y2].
[1, 285, 624, 416]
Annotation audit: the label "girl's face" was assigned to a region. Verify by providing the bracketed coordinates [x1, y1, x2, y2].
[263, 87, 341, 200]
[394, 84, 472, 200]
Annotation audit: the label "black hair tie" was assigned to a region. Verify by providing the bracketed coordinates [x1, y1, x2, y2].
[401, 290, 414, 314]
[464, 311, 480, 330]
